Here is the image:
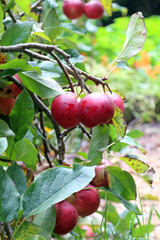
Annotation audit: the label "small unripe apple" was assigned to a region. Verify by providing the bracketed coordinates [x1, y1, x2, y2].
[84, 0, 104, 19]
[0, 97, 16, 116]
[77, 92, 114, 128]
[53, 200, 78, 235]
[0, 74, 22, 98]
[63, 0, 84, 19]
[80, 225, 94, 239]
[67, 184, 100, 217]
[91, 164, 111, 188]
[51, 92, 80, 129]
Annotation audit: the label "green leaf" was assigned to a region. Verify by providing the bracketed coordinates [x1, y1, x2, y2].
[14, 222, 43, 240]
[0, 166, 20, 223]
[126, 129, 144, 138]
[117, 61, 131, 70]
[6, 163, 27, 195]
[112, 107, 127, 138]
[116, 12, 147, 62]
[120, 136, 146, 154]
[99, 0, 112, 17]
[11, 138, 38, 170]
[0, 120, 15, 137]
[15, 0, 31, 15]
[106, 166, 137, 200]
[18, 71, 63, 98]
[88, 125, 110, 165]
[0, 3, 4, 34]
[0, 137, 8, 155]
[1, 21, 33, 46]
[34, 206, 56, 239]
[60, 23, 85, 35]
[22, 164, 95, 217]
[24, 236, 46, 240]
[10, 90, 34, 142]
[42, 1, 60, 41]
[0, 59, 40, 72]
[104, 188, 141, 215]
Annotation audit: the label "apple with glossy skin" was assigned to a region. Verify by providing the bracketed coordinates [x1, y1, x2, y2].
[0, 97, 16, 116]
[53, 200, 78, 235]
[51, 92, 80, 129]
[63, 0, 84, 19]
[0, 74, 22, 98]
[80, 225, 94, 239]
[84, 0, 104, 19]
[77, 92, 114, 128]
[67, 184, 100, 217]
[91, 164, 112, 188]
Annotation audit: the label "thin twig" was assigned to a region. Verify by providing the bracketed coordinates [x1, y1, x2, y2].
[39, 111, 53, 168]
[5, 223, 13, 240]
[7, 9, 17, 23]
[49, 51, 75, 93]
[0, 157, 12, 163]
[78, 123, 91, 139]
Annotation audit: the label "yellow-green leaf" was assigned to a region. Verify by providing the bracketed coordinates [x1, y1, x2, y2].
[15, 0, 31, 15]
[120, 156, 155, 186]
[33, 32, 52, 43]
[99, 0, 112, 17]
[112, 107, 127, 137]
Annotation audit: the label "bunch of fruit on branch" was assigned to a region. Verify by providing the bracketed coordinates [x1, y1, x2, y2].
[53, 160, 113, 235]
[51, 91, 125, 129]
[63, 0, 104, 19]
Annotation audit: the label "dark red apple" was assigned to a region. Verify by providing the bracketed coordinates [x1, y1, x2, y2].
[51, 92, 80, 129]
[91, 164, 111, 188]
[53, 200, 78, 235]
[77, 92, 114, 128]
[0, 97, 16, 116]
[84, 0, 104, 19]
[80, 225, 94, 239]
[63, 0, 84, 19]
[0, 74, 22, 98]
[67, 184, 100, 217]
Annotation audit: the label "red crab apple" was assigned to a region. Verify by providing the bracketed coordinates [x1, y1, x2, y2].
[63, 0, 84, 19]
[0, 74, 22, 98]
[80, 225, 94, 239]
[51, 92, 80, 129]
[0, 97, 16, 116]
[77, 92, 114, 128]
[53, 200, 78, 235]
[91, 164, 112, 188]
[84, 0, 104, 19]
[67, 184, 100, 217]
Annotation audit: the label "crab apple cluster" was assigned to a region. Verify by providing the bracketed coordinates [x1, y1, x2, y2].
[62, 0, 104, 20]
[51, 91, 124, 129]
[53, 184, 100, 235]
[0, 74, 22, 116]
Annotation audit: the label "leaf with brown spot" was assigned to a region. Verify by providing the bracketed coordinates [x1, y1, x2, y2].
[99, 0, 112, 17]
[120, 156, 155, 186]
[112, 107, 127, 138]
